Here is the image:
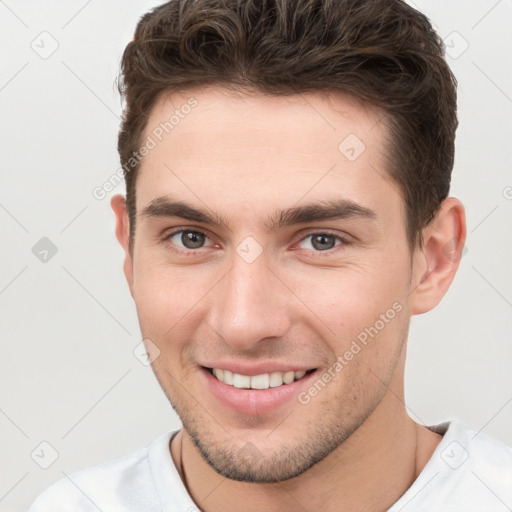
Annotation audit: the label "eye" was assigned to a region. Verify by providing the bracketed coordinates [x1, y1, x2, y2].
[298, 232, 346, 252]
[164, 229, 213, 251]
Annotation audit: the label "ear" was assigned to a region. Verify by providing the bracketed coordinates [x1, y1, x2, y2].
[111, 194, 134, 297]
[410, 197, 467, 315]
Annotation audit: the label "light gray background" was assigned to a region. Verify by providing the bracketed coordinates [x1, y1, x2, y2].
[1, 1, 511, 510]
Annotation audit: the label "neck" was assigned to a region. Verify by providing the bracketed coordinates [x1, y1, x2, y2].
[171, 373, 442, 512]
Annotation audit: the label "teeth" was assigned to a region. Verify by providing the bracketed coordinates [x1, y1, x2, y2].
[212, 368, 224, 380]
[223, 370, 234, 385]
[282, 371, 295, 384]
[251, 373, 270, 389]
[211, 368, 310, 390]
[233, 373, 251, 389]
[269, 372, 284, 388]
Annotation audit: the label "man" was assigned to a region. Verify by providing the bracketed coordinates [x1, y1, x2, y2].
[29, 0, 512, 510]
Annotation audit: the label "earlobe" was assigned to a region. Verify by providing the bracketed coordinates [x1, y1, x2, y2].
[410, 197, 467, 315]
[110, 194, 135, 296]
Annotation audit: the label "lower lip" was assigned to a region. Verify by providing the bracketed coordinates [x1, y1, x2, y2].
[200, 367, 317, 415]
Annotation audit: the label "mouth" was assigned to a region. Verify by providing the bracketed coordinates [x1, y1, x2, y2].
[206, 367, 316, 390]
[200, 365, 318, 415]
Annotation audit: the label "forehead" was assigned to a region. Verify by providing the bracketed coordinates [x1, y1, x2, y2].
[143, 87, 385, 162]
[135, 87, 402, 231]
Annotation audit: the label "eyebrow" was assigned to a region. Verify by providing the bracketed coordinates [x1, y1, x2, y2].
[140, 196, 377, 232]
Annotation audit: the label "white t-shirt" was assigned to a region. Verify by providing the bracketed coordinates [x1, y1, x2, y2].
[28, 420, 512, 512]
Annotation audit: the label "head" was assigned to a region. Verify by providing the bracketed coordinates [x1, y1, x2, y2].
[112, 0, 466, 482]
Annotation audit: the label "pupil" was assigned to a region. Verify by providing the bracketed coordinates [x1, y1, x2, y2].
[182, 231, 204, 249]
[312, 234, 335, 251]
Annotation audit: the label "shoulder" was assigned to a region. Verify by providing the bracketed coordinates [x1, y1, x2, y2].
[466, 424, 512, 463]
[390, 420, 512, 512]
[460, 422, 512, 498]
[28, 433, 174, 512]
[435, 419, 512, 475]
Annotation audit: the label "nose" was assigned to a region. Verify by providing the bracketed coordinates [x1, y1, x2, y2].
[206, 248, 293, 351]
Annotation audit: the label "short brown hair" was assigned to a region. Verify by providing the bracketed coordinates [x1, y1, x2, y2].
[117, 0, 457, 249]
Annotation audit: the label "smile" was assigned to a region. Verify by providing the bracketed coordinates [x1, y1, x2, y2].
[209, 368, 313, 389]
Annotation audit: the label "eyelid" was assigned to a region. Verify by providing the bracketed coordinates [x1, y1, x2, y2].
[161, 227, 217, 254]
[294, 229, 352, 252]
[298, 228, 351, 241]
[161, 227, 352, 254]
[162, 226, 212, 239]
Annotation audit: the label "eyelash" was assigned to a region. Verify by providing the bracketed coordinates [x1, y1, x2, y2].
[160, 228, 351, 257]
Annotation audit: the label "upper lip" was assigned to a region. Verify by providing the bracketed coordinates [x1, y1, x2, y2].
[201, 361, 316, 376]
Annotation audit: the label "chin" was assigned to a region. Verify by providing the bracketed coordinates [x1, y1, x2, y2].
[180, 411, 365, 483]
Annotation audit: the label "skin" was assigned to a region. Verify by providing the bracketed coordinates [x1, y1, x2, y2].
[111, 87, 466, 512]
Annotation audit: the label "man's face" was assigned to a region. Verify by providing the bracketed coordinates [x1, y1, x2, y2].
[122, 87, 423, 481]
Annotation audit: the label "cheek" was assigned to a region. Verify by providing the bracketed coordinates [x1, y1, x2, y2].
[288, 257, 409, 339]
[131, 262, 209, 338]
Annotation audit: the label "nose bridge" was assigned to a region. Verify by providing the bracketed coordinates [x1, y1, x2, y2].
[207, 249, 291, 349]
